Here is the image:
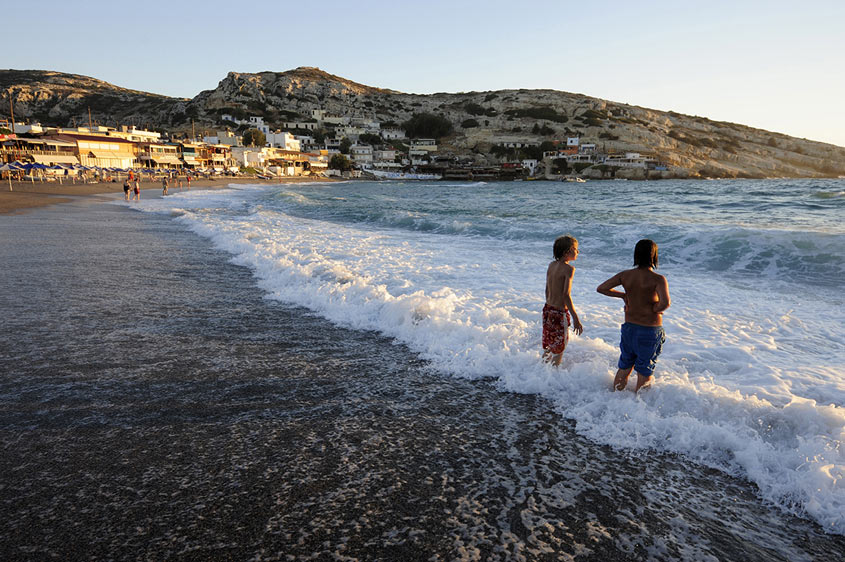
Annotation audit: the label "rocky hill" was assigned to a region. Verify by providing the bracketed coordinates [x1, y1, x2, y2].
[0, 69, 185, 130]
[3, 67, 845, 178]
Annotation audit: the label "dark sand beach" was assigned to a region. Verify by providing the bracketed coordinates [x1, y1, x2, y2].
[1, 193, 843, 560]
[0, 175, 330, 215]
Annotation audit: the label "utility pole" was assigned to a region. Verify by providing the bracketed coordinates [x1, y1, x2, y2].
[9, 91, 15, 133]
[191, 118, 195, 141]
[88, 107, 93, 129]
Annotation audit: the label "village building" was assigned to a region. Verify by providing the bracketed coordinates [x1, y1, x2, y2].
[266, 131, 301, 152]
[51, 132, 136, 169]
[137, 142, 182, 169]
[282, 121, 318, 131]
[349, 143, 373, 166]
[1, 137, 79, 166]
[380, 128, 406, 140]
[204, 130, 242, 147]
[178, 142, 204, 168]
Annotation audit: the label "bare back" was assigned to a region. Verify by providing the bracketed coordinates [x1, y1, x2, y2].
[620, 268, 668, 326]
[597, 267, 670, 327]
[545, 260, 574, 310]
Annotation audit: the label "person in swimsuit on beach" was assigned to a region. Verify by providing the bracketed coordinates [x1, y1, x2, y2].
[123, 179, 131, 201]
[162, 176, 169, 195]
[542, 235, 584, 366]
[597, 239, 671, 392]
[133, 181, 140, 201]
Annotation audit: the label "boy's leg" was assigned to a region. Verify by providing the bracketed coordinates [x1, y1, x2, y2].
[634, 373, 652, 392]
[551, 352, 562, 367]
[613, 367, 633, 391]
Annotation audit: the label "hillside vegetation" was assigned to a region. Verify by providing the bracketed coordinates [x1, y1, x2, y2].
[3, 67, 844, 178]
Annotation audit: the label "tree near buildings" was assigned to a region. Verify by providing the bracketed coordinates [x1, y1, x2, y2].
[339, 137, 352, 154]
[329, 154, 352, 171]
[242, 128, 266, 147]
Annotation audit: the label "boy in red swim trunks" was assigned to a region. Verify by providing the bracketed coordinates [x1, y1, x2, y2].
[542, 235, 583, 366]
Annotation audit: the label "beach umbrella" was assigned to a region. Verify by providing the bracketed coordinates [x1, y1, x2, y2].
[0, 164, 14, 190]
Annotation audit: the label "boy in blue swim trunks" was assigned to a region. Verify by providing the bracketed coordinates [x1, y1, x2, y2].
[597, 239, 671, 392]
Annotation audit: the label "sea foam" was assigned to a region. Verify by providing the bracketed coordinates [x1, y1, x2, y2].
[131, 181, 845, 534]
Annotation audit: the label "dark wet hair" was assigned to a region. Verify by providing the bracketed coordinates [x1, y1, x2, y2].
[553, 235, 577, 260]
[634, 239, 658, 268]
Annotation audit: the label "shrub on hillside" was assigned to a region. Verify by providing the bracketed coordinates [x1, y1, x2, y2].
[403, 112, 454, 139]
[505, 106, 568, 123]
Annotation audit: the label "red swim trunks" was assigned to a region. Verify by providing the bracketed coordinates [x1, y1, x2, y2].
[542, 304, 571, 354]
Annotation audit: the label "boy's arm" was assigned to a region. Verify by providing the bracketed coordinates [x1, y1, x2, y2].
[562, 267, 583, 335]
[596, 272, 625, 299]
[653, 275, 671, 314]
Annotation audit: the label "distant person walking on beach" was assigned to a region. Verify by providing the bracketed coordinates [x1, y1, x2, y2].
[542, 235, 584, 366]
[123, 179, 131, 201]
[162, 176, 169, 195]
[133, 181, 140, 201]
[186, 174, 191, 189]
[597, 239, 670, 392]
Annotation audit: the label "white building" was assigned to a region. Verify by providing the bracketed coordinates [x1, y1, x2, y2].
[409, 139, 437, 152]
[203, 130, 242, 147]
[566, 137, 580, 147]
[266, 131, 301, 152]
[112, 126, 161, 143]
[283, 121, 318, 131]
[499, 139, 538, 149]
[372, 148, 400, 170]
[336, 125, 365, 141]
[522, 159, 539, 176]
[294, 135, 317, 152]
[380, 128, 406, 140]
[604, 152, 650, 168]
[350, 143, 373, 165]
[11, 122, 49, 134]
[231, 146, 269, 167]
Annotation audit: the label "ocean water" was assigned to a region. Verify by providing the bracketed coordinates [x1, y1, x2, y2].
[130, 178, 845, 535]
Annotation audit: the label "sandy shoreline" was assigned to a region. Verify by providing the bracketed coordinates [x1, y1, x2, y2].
[0, 175, 334, 215]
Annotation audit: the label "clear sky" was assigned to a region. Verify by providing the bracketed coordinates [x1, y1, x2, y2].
[6, 0, 845, 147]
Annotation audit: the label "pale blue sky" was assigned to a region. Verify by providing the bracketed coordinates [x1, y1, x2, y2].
[6, 0, 845, 146]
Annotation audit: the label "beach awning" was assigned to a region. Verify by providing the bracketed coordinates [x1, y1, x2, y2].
[88, 150, 134, 160]
[30, 153, 80, 165]
[153, 155, 182, 165]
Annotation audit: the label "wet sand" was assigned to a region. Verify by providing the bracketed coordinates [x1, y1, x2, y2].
[2, 192, 844, 560]
[0, 175, 333, 214]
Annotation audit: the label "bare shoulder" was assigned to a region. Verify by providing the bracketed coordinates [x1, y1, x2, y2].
[649, 270, 668, 283]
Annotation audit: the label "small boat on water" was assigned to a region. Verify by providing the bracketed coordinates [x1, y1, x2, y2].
[563, 176, 587, 183]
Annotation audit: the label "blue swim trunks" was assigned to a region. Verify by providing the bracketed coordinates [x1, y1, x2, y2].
[618, 322, 666, 378]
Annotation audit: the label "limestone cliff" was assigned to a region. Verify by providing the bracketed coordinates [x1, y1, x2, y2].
[0, 69, 186, 130]
[3, 67, 844, 178]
